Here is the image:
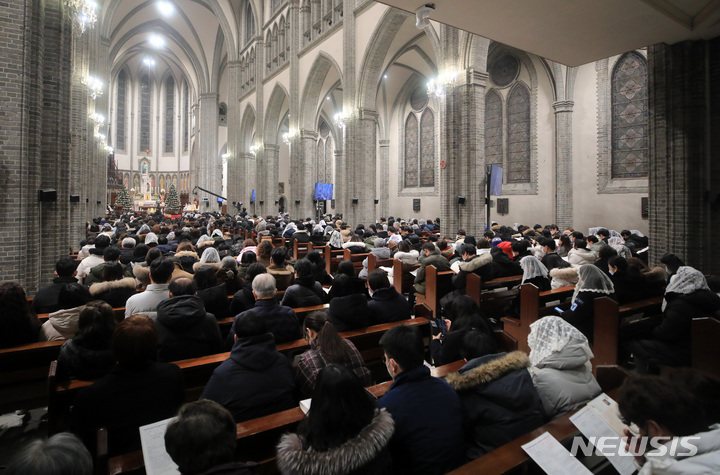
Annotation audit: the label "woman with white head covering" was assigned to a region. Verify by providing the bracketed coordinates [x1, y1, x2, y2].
[625, 266, 720, 373]
[283, 222, 297, 238]
[193, 246, 222, 272]
[328, 230, 344, 250]
[196, 234, 214, 250]
[528, 316, 602, 420]
[559, 265, 615, 343]
[520, 256, 551, 290]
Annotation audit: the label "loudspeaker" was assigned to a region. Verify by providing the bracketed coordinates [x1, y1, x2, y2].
[96, 201, 101, 205]
[374, 199, 379, 205]
[275, 200, 279, 205]
[457, 196, 466, 205]
[352, 198, 359, 205]
[69, 195, 80, 203]
[295, 199, 300, 205]
[259, 200, 264, 205]
[38, 189, 57, 202]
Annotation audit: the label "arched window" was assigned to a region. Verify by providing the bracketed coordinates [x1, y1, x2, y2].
[403, 86, 435, 189]
[245, 3, 256, 45]
[183, 80, 189, 152]
[165, 76, 174, 153]
[139, 74, 151, 152]
[611, 52, 648, 178]
[116, 70, 127, 151]
[316, 120, 333, 183]
[219, 102, 227, 125]
[506, 84, 530, 183]
[484, 89, 502, 167]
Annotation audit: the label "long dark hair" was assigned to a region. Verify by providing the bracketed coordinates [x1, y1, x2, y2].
[304, 311, 349, 365]
[75, 301, 115, 350]
[303, 364, 376, 451]
[449, 295, 492, 334]
[0, 283, 39, 348]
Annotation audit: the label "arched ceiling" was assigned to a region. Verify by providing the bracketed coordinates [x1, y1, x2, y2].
[99, 0, 256, 93]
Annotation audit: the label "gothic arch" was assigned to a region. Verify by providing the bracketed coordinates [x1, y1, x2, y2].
[240, 103, 256, 151]
[263, 83, 289, 144]
[300, 52, 343, 133]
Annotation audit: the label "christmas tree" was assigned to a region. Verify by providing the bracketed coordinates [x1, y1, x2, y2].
[115, 185, 133, 209]
[165, 184, 181, 214]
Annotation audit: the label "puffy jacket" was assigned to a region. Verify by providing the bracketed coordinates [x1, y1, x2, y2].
[89, 277, 137, 308]
[414, 250, 451, 294]
[201, 332, 296, 422]
[154, 295, 222, 362]
[280, 277, 326, 308]
[40, 307, 82, 341]
[326, 294, 369, 331]
[445, 351, 544, 460]
[367, 286, 410, 324]
[653, 289, 720, 347]
[531, 343, 601, 420]
[226, 299, 301, 349]
[567, 248, 595, 266]
[452, 253, 494, 291]
[197, 283, 230, 319]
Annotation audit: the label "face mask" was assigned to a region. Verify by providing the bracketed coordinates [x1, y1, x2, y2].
[368, 288, 374, 297]
[608, 269, 615, 275]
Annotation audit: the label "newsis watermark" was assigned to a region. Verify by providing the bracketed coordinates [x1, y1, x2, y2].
[569, 436, 701, 457]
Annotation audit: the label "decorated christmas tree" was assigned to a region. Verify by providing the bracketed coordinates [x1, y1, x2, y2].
[115, 185, 133, 209]
[165, 184, 181, 214]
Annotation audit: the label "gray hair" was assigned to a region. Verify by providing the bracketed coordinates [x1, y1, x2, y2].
[122, 237, 136, 249]
[252, 273, 277, 298]
[6, 432, 92, 475]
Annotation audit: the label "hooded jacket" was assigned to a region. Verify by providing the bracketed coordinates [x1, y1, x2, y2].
[531, 344, 601, 420]
[226, 299, 301, 349]
[445, 351, 544, 460]
[327, 293, 370, 331]
[452, 253, 494, 291]
[197, 282, 230, 319]
[567, 248, 596, 266]
[280, 277, 326, 308]
[89, 277, 137, 308]
[549, 266, 579, 289]
[31, 276, 78, 314]
[653, 289, 720, 349]
[367, 286, 410, 324]
[175, 250, 199, 274]
[40, 307, 82, 341]
[57, 339, 116, 381]
[201, 332, 295, 422]
[414, 249, 451, 294]
[154, 295, 222, 362]
[636, 424, 720, 475]
[276, 409, 395, 475]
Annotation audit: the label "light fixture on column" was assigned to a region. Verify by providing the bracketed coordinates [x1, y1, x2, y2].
[334, 110, 351, 129]
[249, 144, 260, 156]
[427, 70, 458, 97]
[104, 145, 114, 153]
[65, 0, 98, 34]
[89, 113, 105, 125]
[221, 153, 231, 160]
[282, 129, 296, 145]
[81, 75, 103, 99]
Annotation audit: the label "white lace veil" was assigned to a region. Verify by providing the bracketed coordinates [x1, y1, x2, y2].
[329, 230, 344, 248]
[663, 266, 709, 310]
[572, 264, 614, 304]
[611, 244, 632, 259]
[528, 315, 594, 371]
[200, 247, 220, 263]
[520, 256, 549, 284]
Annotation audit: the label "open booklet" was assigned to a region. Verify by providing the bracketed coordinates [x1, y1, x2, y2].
[139, 417, 180, 475]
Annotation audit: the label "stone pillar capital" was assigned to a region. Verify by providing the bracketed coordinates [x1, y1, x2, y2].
[553, 100, 574, 113]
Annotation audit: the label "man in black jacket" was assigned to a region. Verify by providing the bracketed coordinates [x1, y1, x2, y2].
[32, 258, 78, 314]
[153, 277, 222, 362]
[367, 270, 411, 324]
[227, 273, 301, 348]
[202, 311, 296, 422]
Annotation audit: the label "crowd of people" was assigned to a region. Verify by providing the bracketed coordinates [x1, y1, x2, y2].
[2, 210, 720, 474]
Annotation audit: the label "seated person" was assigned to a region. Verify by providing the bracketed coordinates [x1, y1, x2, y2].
[540, 238, 571, 272]
[366, 270, 410, 324]
[72, 315, 184, 455]
[267, 247, 295, 291]
[5, 432, 92, 475]
[228, 262, 266, 316]
[40, 283, 92, 341]
[445, 333, 544, 460]
[326, 274, 369, 331]
[194, 265, 230, 320]
[227, 274, 301, 349]
[306, 249, 333, 286]
[624, 266, 720, 373]
[560, 265, 615, 343]
[393, 240, 419, 265]
[280, 258, 326, 308]
[88, 261, 137, 308]
[451, 244, 494, 293]
[0, 282, 40, 348]
[202, 311, 295, 422]
[359, 238, 391, 279]
[165, 400, 257, 475]
[32, 258, 79, 314]
[431, 296, 493, 366]
[328, 260, 368, 299]
[379, 325, 464, 473]
[57, 301, 116, 380]
[527, 316, 601, 420]
[296, 311, 371, 398]
[154, 277, 222, 362]
[567, 239, 595, 266]
[617, 373, 720, 473]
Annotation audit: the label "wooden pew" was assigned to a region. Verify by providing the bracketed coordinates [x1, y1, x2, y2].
[415, 265, 454, 318]
[447, 365, 631, 474]
[500, 284, 575, 354]
[466, 273, 523, 320]
[38, 307, 127, 325]
[293, 240, 312, 260]
[48, 317, 429, 435]
[367, 253, 393, 274]
[342, 249, 369, 276]
[692, 316, 720, 379]
[0, 340, 65, 413]
[217, 303, 328, 340]
[324, 248, 344, 275]
[592, 296, 663, 368]
[392, 259, 419, 295]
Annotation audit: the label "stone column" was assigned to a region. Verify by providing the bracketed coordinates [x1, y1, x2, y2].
[198, 93, 219, 197]
[226, 61, 244, 205]
[296, 130, 318, 217]
[553, 100, 574, 230]
[333, 147, 345, 214]
[378, 139, 390, 217]
[264, 143, 280, 216]
[346, 110, 377, 226]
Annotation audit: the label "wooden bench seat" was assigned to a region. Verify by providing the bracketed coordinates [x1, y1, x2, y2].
[466, 273, 524, 320]
[367, 253, 393, 274]
[692, 316, 720, 379]
[342, 249, 369, 276]
[0, 340, 65, 413]
[324, 248, 344, 275]
[392, 259, 419, 295]
[414, 265, 454, 318]
[500, 284, 575, 353]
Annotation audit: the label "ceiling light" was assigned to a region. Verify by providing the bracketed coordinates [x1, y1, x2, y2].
[143, 57, 156, 66]
[156, 1, 174, 16]
[149, 34, 166, 48]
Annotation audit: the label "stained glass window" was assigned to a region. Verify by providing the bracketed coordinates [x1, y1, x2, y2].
[484, 89, 502, 167]
[140, 74, 151, 152]
[245, 4, 256, 45]
[506, 84, 530, 183]
[183, 80, 189, 152]
[419, 109, 435, 187]
[116, 70, 127, 151]
[404, 113, 419, 188]
[612, 52, 648, 178]
[165, 76, 174, 153]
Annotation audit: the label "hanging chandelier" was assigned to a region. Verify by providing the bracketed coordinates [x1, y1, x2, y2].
[334, 111, 351, 129]
[81, 75, 103, 99]
[65, 0, 98, 35]
[427, 70, 458, 97]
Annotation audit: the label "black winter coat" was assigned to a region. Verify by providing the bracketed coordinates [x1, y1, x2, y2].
[201, 332, 296, 422]
[327, 294, 370, 331]
[154, 295, 223, 362]
[229, 282, 256, 316]
[653, 289, 720, 347]
[561, 291, 615, 343]
[198, 283, 231, 319]
[445, 351, 544, 460]
[226, 299, 301, 349]
[32, 276, 78, 314]
[368, 286, 410, 324]
[57, 339, 116, 380]
[280, 277, 326, 308]
[490, 251, 522, 278]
